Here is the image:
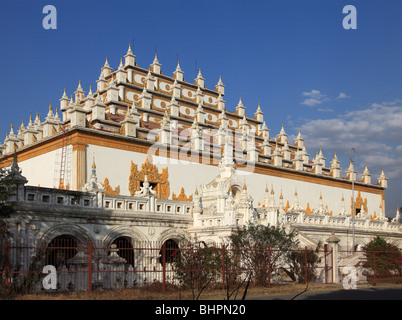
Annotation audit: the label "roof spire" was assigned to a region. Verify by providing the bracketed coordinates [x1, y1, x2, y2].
[127, 43, 133, 55]
[236, 96, 245, 116]
[215, 75, 225, 95]
[174, 59, 184, 81]
[150, 52, 161, 74]
[254, 102, 264, 121]
[124, 43, 136, 66]
[47, 101, 54, 119]
[195, 67, 205, 88]
[62, 88, 68, 99]
[278, 123, 288, 143]
[9, 122, 15, 136]
[102, 57, 112, 76]
[104, 57, 110, 68]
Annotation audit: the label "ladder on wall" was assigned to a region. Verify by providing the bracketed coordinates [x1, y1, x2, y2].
[53, 125, 72, 189]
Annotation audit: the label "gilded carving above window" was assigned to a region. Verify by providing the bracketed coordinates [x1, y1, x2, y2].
[128, 156, 170, 199]
[351, 191, 368, 216]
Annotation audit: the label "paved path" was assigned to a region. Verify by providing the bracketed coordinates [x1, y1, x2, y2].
[250, 285, 402, 300]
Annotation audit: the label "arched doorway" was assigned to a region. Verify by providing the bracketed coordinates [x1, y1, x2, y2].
[46, 235, 79, 267]
[231, 185, 242, 203]
[159, 239, 180, 265]
[112, 236, 135, 267]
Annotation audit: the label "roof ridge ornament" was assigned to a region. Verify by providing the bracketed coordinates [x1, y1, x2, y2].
[124, 43, 136, 66]
[195, 68, 205, 88]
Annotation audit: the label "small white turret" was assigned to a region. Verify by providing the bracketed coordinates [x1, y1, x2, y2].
[215, 75, 225, 95]
[330, 152, 341, 178]
[116, 58, 127, 84]
[361, 164, 372, 184]
[195, 68, 205, 88]
[272, 141, 283, 167]
[158, 111, 171, 145]
[59, 89, 70, 117]
[97, 71, 107, 92]
[151, 53, 161, 74]
[392, 207, 400, 222]
[278, 124, 287, 143]
[217, 93, 225, 111]
[74, 80, 85, 102]
[318, 147, 326, 167]
[91, 94, 107, 122]
[124, 43, 136, 67]
[254, 103, 264, 122]
[346, 160, 357, 181]
[378, 168, 388, 188]
[101, 58, 112, 77]
[295, 129, 304, 149]
[173, 60, 184, 82]
[236, 97, 245, 117]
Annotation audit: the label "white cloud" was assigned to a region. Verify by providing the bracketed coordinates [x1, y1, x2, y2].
[336, 92, 350, 99]
[302, 89, 323, 97]
[298, 101, 402, 180]
[302, 98, 322, 107]
[301, 89, 329, 107]
[289, 99, 402, 216]
[317, 107, 333, 112]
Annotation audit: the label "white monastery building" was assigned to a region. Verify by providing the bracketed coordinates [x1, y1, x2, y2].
[1, 44, 401, 257]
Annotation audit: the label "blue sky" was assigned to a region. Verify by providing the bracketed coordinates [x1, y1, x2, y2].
[0, 0, 401, 217]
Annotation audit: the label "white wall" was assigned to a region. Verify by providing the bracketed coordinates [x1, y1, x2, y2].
[19, 148, 61, 188]
[85, 144, 383, 216]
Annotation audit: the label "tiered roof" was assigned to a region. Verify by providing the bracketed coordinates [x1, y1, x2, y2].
[0, 44, 387, 189]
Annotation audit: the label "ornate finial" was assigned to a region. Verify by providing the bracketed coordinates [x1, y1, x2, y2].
[197, 68, 203, 78]
[176, 59, 181, 69]
[62, 88, 68, 99]
[104, 57, 110, 68]
[127, 43, 133, 54]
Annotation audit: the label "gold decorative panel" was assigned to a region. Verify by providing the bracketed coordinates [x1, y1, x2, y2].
[103, 177, 120, 195]
[128, 156, 170, 199]
[351, 191, 367, 216]
[172, 187, 193, 202]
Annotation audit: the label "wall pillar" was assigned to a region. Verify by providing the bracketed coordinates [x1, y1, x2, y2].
[72, 142, 86, 191]
[327, 233, 341, 283]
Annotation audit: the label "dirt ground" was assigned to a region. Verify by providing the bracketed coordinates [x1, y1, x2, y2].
[8, 282, 347, 300]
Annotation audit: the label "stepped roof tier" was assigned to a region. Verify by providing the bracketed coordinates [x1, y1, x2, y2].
[0, 44, 387, 191]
